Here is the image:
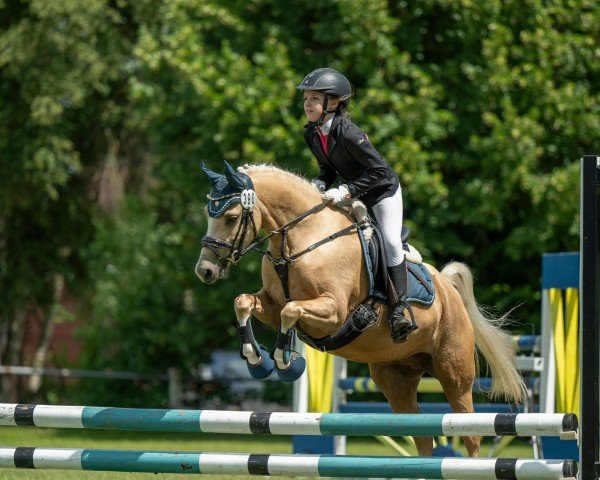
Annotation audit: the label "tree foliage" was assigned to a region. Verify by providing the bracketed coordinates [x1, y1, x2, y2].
[1, 0, 598, 405]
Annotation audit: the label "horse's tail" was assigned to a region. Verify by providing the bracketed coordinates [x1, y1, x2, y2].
[441, 261, 527, 405]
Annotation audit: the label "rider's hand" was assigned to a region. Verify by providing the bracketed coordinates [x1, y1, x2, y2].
[323, 184, 351, 205]
[311, 179, 327, 192]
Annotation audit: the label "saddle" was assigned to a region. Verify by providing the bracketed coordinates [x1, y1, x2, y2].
[296, 219, 436, 352]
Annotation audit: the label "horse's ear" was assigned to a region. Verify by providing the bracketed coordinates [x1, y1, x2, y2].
[223, 161, 245, 190]
[200, 161, 223, 187]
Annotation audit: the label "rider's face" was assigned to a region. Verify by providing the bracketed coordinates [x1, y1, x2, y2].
[303, 90, 326, 123]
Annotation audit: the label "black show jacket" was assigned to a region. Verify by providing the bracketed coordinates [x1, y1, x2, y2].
[304, 115, 400, 208]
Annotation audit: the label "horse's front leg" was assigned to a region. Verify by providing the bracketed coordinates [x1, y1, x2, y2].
[273, 296, 338, 382]
[234, 289, 281, 379]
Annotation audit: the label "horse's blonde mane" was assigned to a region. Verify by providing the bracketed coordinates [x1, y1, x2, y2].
[239, 163, 320, 198]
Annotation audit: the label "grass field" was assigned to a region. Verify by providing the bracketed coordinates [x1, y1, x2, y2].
[0, 427, 536, 479]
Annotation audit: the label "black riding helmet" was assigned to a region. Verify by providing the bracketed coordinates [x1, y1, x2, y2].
[297, 68, 354, 100]
[297, 68, 354, 123]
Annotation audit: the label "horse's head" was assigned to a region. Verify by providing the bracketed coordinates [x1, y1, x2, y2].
[196, 162, 260, 284]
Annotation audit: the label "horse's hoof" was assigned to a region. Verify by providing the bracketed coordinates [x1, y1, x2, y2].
[275, 352, 306, 382]
[246, 345, 274, 379]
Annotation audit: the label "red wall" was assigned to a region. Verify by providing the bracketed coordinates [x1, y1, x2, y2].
[21, 291, 84, 366]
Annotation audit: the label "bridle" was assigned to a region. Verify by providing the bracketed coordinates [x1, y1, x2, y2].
[200, 190, 260, 268]
[201, 196, 363, 301]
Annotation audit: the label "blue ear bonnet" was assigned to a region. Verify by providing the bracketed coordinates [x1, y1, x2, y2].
[206, 176, 254, 217]
[201, 162, 255, 218]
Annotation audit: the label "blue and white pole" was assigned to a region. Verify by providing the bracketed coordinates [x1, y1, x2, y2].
[0, 404, 578, 438]
[0, 447, 578, 479]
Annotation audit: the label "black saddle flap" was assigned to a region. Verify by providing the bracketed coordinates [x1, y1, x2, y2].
[368, 225, 389, 302]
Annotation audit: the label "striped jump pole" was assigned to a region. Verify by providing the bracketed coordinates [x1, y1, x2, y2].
[0, 447, 578, 479]
[0, 404, 578, 439]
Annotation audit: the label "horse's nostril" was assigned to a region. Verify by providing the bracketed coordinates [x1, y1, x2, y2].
[204, 269, 213, 280]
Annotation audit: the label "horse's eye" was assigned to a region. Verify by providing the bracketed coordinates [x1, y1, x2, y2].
[226, 215, 238, 225]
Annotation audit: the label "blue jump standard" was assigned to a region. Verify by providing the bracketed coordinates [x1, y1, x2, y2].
[0, 404, 577, 438]
[339, 376, 539, 394]
[340, 401, 528, 414]
[0, 447, 578, 479]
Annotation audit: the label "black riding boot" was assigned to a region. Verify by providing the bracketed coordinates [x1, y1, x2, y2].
[388, 262, 417, 343]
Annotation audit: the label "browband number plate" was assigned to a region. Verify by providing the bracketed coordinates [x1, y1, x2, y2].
[240, 189, 257, 209]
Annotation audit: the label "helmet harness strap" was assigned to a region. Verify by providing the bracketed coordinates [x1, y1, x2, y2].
[317, 95, 330, 126]
[317, 95, 345, 127]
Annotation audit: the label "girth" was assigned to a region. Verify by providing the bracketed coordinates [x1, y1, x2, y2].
[295, 303, 379, 352]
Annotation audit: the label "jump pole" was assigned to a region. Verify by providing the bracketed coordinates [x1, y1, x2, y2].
[0, 404, 578, 438]
[0, 447, 578, 479]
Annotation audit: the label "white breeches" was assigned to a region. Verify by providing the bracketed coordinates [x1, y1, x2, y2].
[371, 187, 405, 267]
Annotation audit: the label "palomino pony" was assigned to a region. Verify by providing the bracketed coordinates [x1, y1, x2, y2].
[196, 162, 526, 457]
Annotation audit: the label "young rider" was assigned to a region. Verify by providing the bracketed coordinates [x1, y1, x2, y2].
[297, 67, 417, 343]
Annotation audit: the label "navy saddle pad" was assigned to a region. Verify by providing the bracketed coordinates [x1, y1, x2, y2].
[358, 225, 435, 306]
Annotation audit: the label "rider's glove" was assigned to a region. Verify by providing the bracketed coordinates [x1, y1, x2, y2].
[311, 179, 327, 192]
[323, 184, 351, 205]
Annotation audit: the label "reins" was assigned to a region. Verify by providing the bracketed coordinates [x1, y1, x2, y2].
[201, 200, 362, 301]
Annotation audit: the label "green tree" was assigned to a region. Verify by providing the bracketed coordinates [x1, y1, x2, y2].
[0, 0, 141, 399]
[2, 0, 598, 406]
